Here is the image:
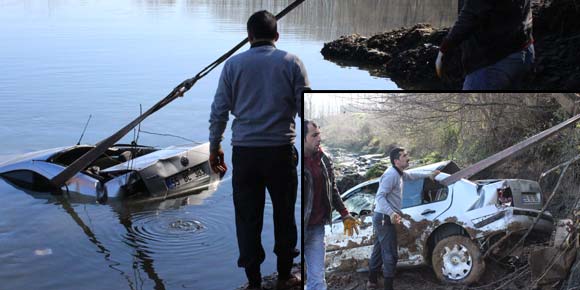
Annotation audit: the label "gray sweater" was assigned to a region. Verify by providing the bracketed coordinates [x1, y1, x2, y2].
[209, 44, 309, 151]
[374, 166, 431, 218]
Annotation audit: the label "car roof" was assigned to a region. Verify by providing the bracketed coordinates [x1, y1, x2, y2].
[0, 146, 70, 168]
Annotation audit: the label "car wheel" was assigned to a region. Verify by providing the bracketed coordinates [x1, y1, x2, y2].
[432, 235, 485, 284]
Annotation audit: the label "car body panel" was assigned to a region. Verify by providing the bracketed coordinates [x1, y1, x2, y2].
[324, 161, 554, 274]
[0, 142, 217, 202]
[0, 147, 69, 171]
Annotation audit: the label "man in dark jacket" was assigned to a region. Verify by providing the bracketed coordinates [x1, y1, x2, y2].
[304, 120, 360, 290]
[435, 0, 534, 89]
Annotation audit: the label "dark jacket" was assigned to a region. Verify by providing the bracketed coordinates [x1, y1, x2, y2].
[440, 0, 533, 74]
[304, 151, 347, 228]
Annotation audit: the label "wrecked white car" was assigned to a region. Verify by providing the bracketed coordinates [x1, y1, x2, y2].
[0, 143, 219, 203]
[325, 161, 554, 284]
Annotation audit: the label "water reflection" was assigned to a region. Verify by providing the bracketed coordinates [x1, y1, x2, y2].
[54, 195, 153, 290]
[135, 0, 177, 6]
[190, 0, 456, 40]
[1, 178, 220, 290]
[116, 209, 166, 290]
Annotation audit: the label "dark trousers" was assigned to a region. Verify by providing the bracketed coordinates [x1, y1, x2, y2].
[232, 145, 298, 285]
[369, 212, 398, 279]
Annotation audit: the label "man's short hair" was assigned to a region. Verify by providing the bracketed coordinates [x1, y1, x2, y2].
[303, 120, 318, 140]
[390, 147, 405, 167]
[247, 10, 277, 40]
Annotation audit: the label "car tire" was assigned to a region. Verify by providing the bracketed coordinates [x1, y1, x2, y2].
[432, 235, 485, 284]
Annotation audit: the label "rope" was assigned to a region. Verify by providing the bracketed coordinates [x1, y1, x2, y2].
[50, 0, 307, 187]
[174, 0, 307, 93]
[138, 130, 199, 143]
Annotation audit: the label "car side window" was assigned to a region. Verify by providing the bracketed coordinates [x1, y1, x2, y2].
[422, 178, 449, 204]
[402, 179, 424, 208]
[402, 178, 449, 209]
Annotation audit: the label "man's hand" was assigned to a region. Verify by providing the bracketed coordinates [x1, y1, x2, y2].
[209, 147, 227, 175]
[342, 214, 362, 237]
[390, 213, 402, 225]
[435, 51, 444, 78]
[430, 170, 441, 181]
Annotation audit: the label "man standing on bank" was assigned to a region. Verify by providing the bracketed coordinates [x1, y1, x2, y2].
[435, 0, 534, 89]
[304, 120, 361, 290]
[208, 10, 309, 290]
[367, 148, 439, 290]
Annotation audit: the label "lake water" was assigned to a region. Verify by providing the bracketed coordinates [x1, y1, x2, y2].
[0, 1, 456, 289]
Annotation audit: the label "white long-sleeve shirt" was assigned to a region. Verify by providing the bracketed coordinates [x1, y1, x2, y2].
[374, 166, 431, 218]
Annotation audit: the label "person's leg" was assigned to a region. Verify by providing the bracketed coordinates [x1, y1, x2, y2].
[264, 145, 299, 280]
[379, 215, 398, 290]
[509, 45, 534, 89]
[368, 212, 384, 287]
[233, 146, 267, 287]
[463, 64, 510, 90]
[463, 47, 534, 90]
[304, 224, 327, 290]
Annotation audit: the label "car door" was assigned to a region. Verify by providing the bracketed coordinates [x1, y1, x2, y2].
[397, 176, 453, 266]
[324, 169, 457, 271]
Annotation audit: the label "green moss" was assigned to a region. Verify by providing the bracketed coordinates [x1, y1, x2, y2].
[421, 151, 444, 164]
[365, 162, 388, 179]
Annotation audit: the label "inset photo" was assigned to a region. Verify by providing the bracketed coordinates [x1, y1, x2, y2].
[303, 92, 580, 290]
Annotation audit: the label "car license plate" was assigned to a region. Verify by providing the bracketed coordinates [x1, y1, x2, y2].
[165, 165, 208, 190]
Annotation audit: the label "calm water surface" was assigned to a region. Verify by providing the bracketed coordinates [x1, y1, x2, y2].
[0, 1, 455, 289]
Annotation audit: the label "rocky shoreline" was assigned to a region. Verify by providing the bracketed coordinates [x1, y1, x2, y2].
[321, 0, 580, 90]
[325, 147, 388, 193]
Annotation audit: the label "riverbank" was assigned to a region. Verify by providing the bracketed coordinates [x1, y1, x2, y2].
[321, 0, 580, 90]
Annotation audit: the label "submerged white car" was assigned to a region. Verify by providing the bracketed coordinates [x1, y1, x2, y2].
[0, 143, 219, 203]
[325, 161, 554, 284]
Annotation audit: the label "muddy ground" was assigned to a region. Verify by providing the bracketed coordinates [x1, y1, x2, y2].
[236, 263, 302, 290]
[326, 266, 532, 290]
[325, 246, 577, 290]
[320, 0, 580, 90]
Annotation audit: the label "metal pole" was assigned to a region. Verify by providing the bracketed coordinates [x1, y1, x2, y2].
[441, 113, 580, 186]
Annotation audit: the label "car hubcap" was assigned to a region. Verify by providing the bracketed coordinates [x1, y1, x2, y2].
[441, 243, 472, 280]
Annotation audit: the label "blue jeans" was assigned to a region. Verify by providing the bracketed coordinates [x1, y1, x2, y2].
[463, 45, 534, 90]
[369, 212, 398, 279]
[305, 224, 327, 290]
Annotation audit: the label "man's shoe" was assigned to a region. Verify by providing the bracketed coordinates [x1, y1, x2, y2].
[244, 265, 262, 290]
[243, 284, 263, 290]
[366, 281, 379, 290]
[275, 274, 301, 290]
[384, 277, 393, 290]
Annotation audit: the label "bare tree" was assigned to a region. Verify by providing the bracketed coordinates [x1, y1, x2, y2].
[319, 92, 562, 164]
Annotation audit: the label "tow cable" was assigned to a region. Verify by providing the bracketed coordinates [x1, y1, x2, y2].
[50, 0, 307, 189]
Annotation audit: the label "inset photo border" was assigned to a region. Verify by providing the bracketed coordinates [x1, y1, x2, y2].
[302, 91, 580, 290]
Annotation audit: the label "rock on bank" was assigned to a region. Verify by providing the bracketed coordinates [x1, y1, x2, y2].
[320, 0, 580, 90]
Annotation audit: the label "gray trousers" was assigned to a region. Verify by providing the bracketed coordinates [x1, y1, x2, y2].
[369, 212, 398, 278]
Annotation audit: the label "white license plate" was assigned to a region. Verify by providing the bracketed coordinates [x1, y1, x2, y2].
[165, 165, 208, 190]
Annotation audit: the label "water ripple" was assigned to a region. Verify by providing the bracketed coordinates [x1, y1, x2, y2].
[128, 211, 207, 245]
